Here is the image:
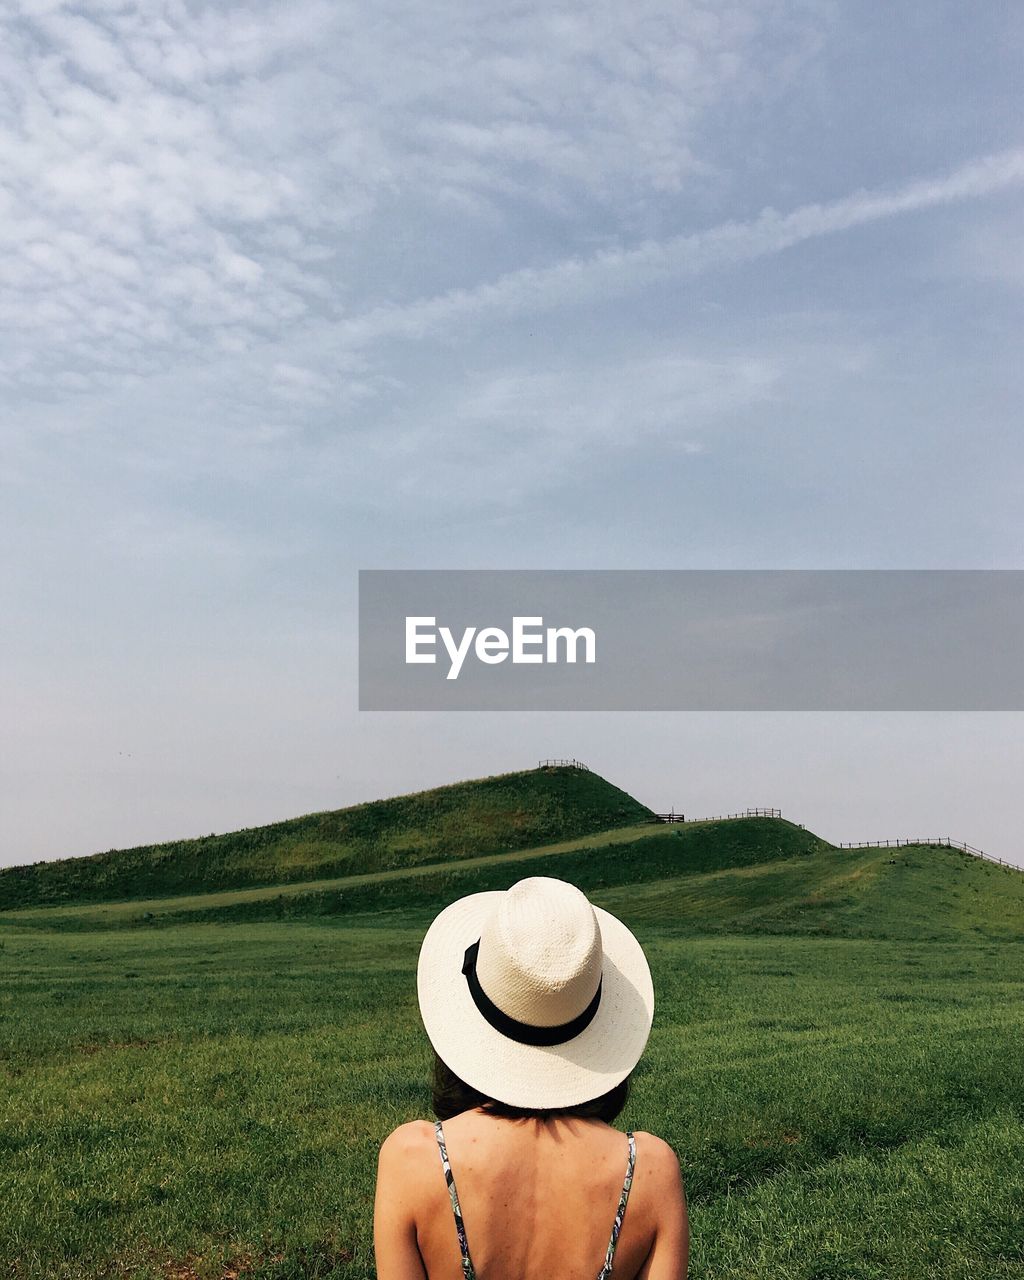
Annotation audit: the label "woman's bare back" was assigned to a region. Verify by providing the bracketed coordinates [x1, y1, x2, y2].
[375, 1111, 687, 1280]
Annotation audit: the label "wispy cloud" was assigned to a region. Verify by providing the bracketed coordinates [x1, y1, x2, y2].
[71, 143, 1014, 460]
[333, 148, 1024, 349]
[0, 0, 340, 392]
[0, 0, 824, 396]
[7, 1, 1014, 402]
[8, 142, 1019, 511]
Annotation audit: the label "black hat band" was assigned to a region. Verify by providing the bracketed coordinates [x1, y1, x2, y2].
[461, 939, 603, 1047]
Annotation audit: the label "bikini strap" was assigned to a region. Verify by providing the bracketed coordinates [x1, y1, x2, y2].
[435, 1121, 477, 1280]
[596, 1130, 636, 1280]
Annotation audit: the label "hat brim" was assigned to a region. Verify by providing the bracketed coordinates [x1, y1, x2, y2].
[416, 890, 654, 1109]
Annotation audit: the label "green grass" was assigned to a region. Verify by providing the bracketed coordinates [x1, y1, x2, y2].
[1, 920, 1022, 1279]
[0, 766, 652, 909]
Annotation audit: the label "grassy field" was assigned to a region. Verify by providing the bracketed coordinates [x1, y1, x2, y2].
[2, 919, 1022, 1279]
[1, 769, 1022, 1278]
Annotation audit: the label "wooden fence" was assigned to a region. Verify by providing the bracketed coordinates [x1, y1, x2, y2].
[837, 836, 1016, 870]
[653, 807, 782, 823]
[537, 758, 591, 771]
[645, 809, 1019, 870]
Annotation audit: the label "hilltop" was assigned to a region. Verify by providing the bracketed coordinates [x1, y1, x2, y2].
[0, 764, 653, 909]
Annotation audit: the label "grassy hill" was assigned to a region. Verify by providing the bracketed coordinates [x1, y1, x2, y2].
[597, 839, 1024, 942]
[0, 817, 833, 930]
[5, 812, 1021, 943]
[0, 764, 652, 909]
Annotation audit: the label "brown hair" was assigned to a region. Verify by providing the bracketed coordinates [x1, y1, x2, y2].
[431, 1052, 630, 1122]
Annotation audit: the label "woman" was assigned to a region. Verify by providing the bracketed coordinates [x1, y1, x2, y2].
[375, 876, 688, 1279]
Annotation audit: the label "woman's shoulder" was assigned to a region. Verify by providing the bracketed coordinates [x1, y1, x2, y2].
[377, 1120, 438, 1168]
[631, 1131, 685, 1186]
[631, 1129, 678, 1156]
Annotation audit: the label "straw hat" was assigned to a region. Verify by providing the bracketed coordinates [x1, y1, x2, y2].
[416, 876, 654, 1109]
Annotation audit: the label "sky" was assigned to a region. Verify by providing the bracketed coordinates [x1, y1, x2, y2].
[2, 0, 1023, 869]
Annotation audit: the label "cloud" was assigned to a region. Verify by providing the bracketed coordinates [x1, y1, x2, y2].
[0, 0, 342, 394]
[3, 0, 1018, 422]
[0, 0, 825, 396]
[332, 147, 1024, 350]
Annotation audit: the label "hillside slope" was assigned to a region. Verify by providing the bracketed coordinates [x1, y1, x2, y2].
[0, 765, 653, 909]
[596, 840, 1024, 942]
[10, 822, 1019, 943]
[1, 816, 836, 929]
